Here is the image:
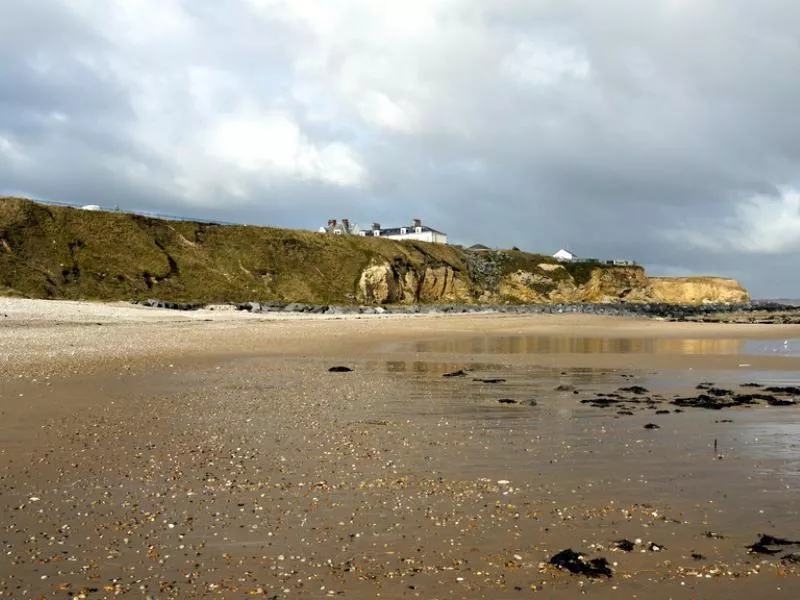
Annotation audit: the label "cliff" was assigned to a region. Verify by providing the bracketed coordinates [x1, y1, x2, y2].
[0, 197, 749, 305]
[649, 277, 750, 305]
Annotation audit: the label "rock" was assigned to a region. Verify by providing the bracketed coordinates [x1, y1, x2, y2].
[548, 549, 612, 578]
[328, 366, 353, 373]
[614, 539, 635, 552]
[473, 378, 506, 384]
[644, 423, 660, 429]
[619, 386, 649, 395]
[497, 398, 517, 404]
[746, 534, 800, 555]
[442, 369, 468, 378]
[522, 399, 538, 406]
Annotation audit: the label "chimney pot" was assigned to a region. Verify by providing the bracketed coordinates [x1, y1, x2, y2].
[372, 222, 381, 230]
[412, 218, 422, 228]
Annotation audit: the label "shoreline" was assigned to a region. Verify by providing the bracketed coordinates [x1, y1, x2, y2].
[3, 297, 800, 379]
[2, 297, 800, 597]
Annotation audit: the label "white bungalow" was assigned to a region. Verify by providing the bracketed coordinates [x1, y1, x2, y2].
[360, 218, 448, 244]
[553, 248, 577, 262]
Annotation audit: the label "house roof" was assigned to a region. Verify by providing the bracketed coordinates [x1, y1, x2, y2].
[468, 243, 491, 250]
[554, 248, 577, 257]
[380, 225, 446, 236]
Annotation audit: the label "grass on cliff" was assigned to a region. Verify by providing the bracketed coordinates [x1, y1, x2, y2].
[0, 197, 467, 304]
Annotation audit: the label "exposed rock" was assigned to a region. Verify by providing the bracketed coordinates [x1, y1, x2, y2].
[650, 277, 750, 304]
[419, 266, 471, 303]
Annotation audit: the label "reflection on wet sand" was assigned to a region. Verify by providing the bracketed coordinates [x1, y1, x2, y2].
[415, 335, 747, 355]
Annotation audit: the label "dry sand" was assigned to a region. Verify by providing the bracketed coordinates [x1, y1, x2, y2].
[2, 298, 800, 598]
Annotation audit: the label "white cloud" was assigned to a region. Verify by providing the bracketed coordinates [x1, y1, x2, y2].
[671, 188, 800, 254]
[207, 113, 366, 186]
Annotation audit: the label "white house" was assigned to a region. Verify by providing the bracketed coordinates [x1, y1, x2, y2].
[553, 248, 577, 262]
[318, 218, 360, 236]
[360, 218, 448, 244]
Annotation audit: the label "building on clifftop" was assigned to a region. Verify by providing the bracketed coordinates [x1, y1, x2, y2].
[553, 248, 578, 262]
[318, 218, 361, 236]
[360, 218, 448, 244]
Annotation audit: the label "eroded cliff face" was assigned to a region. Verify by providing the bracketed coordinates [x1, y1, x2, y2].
[356, 261, 749, 306]
[649, 277, 750, 304]
[357, 263, 471, 304]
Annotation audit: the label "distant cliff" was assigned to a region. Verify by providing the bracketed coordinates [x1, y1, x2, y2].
[0, 197, 749, 306]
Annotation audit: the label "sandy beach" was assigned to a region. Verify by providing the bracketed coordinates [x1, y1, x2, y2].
[2, 298, 800, 598]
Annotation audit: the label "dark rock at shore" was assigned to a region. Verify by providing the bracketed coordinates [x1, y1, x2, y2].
[442, 370, 468, 378]
[497, 398, 517, 404]
[614, 539, 635, 552]
[746, 534, 800, 555]
[644, 423, 661, 429]
[549, 549, 613, 578]
[328, 366, 353, 373]
[136, 299, 800, 322]
[619, 385, 649, 395]
[141, 298, 203, 311]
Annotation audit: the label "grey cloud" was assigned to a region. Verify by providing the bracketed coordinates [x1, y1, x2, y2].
[1, 1, 800, 297]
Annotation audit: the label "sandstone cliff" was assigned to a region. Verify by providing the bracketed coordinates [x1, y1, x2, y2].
[0, 197, 749, 305]
[649, 277, 750, 304]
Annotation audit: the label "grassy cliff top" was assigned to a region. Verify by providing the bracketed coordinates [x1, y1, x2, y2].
[2, 197, 617, 304]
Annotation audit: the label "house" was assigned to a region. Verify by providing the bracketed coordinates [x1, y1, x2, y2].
[553, 248, 577, 262]
[359, 218, 448, 244]
[318, 218, 360, 236]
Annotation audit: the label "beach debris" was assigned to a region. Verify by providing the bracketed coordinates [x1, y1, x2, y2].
[647, 542, 665, 552]
[554, 384, 576, 392]
[783, 553, 800, 564]
[548, 549, 613, 578]
[522, 399, 538, 406]
[703, 531, 725, 539]
[764, 386, 800, 395]
[614, 539, 635, 552]
[619, 386, 649, 395]
[691, 552, 706, 561]
[328, 366, 353, 372]
[746, 534, 800, 555]
[643, 423, 660, 429]
[442, 369, 468, 378]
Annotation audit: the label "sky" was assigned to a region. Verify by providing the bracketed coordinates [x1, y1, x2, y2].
[1, 1, 799, 298]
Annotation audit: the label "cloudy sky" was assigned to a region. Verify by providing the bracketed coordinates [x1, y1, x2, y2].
[2, 1, 799, 297]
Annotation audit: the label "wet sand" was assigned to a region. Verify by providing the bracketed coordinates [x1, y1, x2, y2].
[2, 301, 800, 598]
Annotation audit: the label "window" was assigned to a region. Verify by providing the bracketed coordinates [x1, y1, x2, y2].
[400, 228, 407, 235]
[415, 227, 422, 233]
[373, 230, 380, 236]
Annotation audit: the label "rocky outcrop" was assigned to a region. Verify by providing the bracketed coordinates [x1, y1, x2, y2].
[649, 277, 750, 305]
[357, 262, 471, 304]
[356, 264, 749, 306]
